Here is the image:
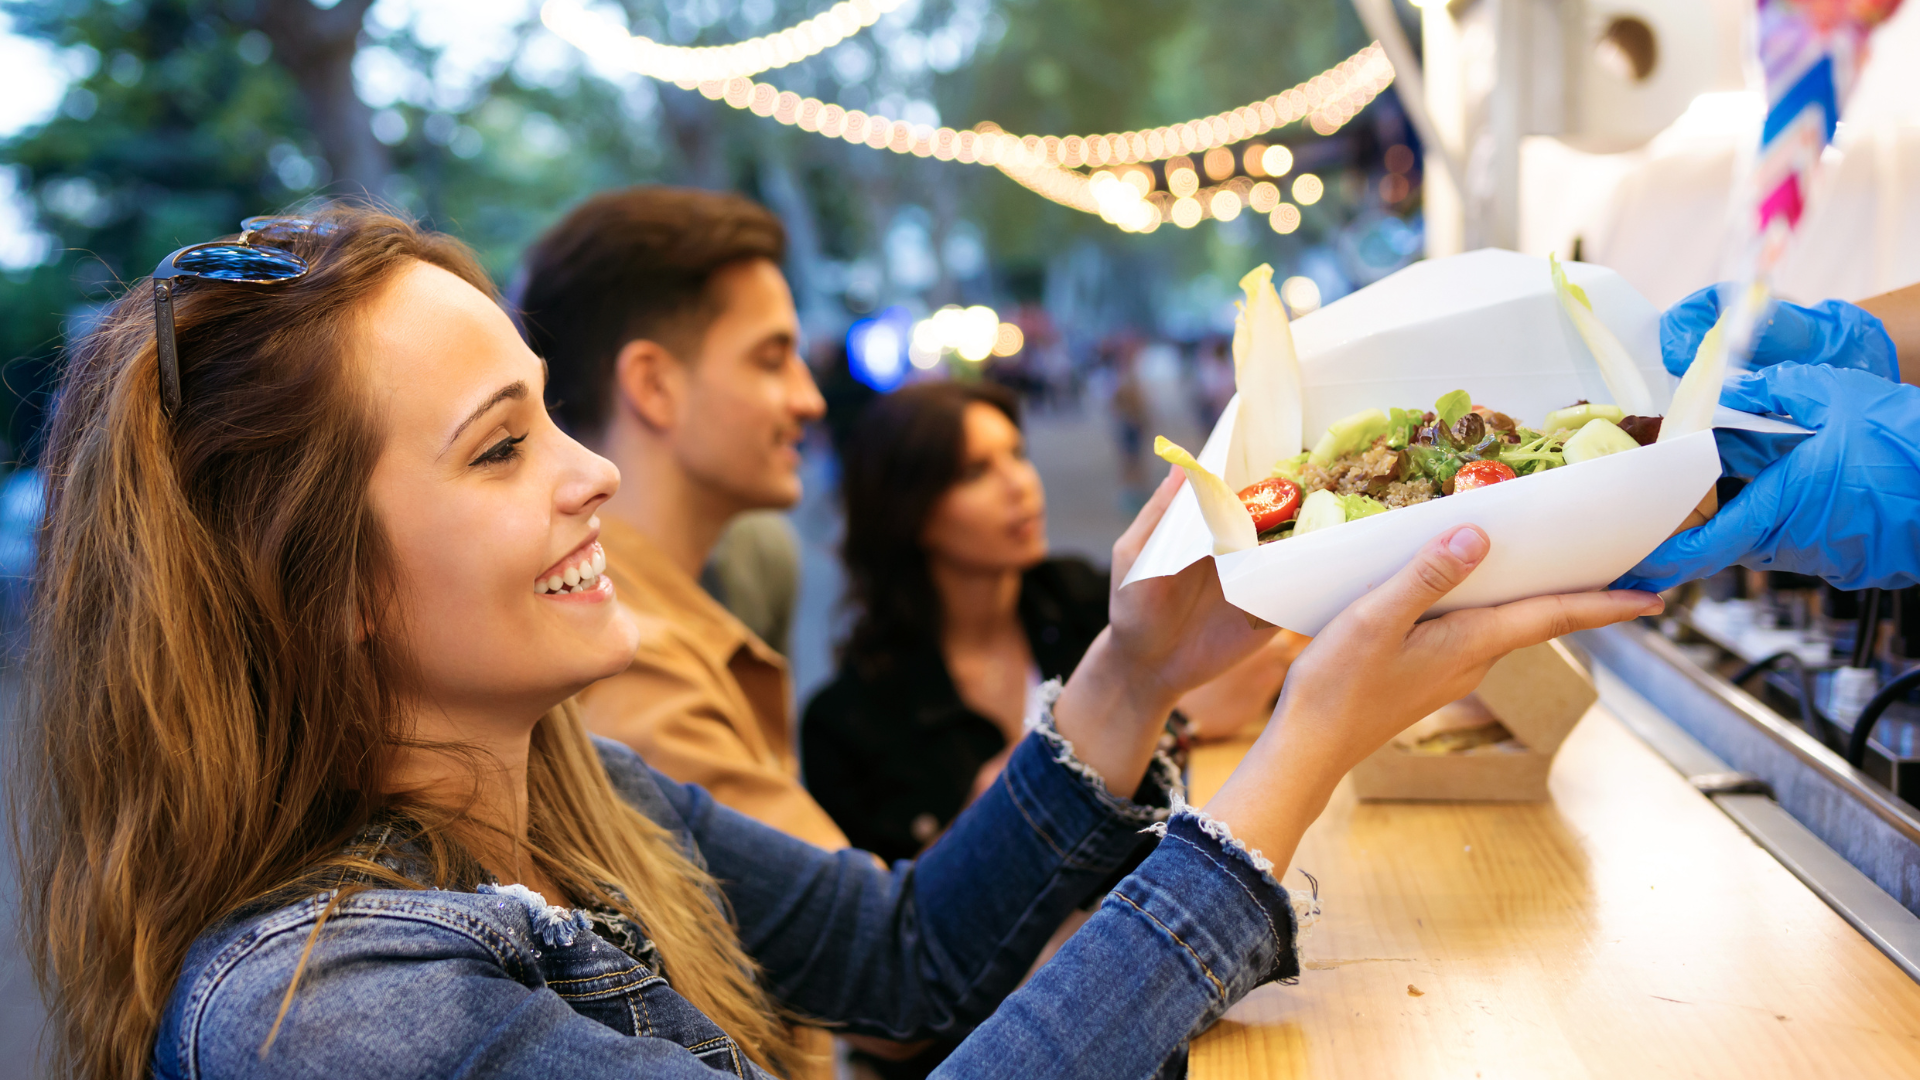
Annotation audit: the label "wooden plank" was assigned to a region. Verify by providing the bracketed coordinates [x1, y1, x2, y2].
[1187, 705, 1920, 1079]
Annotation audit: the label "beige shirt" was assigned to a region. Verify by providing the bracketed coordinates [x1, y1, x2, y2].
[580, 515, 850, 851]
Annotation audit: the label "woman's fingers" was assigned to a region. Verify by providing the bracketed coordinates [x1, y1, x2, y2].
[1433, 589, 1663, 663]
[1110, 465, 1185, 582]
[1342, 526, 1491, 635]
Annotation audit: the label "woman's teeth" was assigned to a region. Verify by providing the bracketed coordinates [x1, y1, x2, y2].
[536, 547, 608, 595]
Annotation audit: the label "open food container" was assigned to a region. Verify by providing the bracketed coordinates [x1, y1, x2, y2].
[1347, 639, 1597, 802]
[1124, 248, 1803, 635]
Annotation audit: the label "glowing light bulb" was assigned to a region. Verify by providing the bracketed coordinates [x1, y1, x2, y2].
[1292, 173, 1324, 205]
[1269, 203, 1301, 234]
[1261, 144, 1294, 177]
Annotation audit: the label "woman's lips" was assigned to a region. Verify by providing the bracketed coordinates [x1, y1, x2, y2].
[536, 525, 608, 597]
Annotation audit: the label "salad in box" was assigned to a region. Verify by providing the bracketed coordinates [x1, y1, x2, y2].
[1123, 249, 1806, 635]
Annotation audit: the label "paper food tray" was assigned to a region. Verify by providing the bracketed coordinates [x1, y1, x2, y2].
[1123, 249, 1805, 635]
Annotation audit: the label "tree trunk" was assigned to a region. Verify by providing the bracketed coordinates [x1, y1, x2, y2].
[245, 0, 390, 196]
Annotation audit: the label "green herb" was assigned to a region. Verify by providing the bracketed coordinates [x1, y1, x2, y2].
[1269, 451, 1310, 485]
[1434, 389, 1472, 428]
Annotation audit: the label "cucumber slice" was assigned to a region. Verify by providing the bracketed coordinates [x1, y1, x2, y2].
[1291, 489, 1348, 535]
[1307, 408, 1390, 467]
[1543, 403, 1625, 433]
[1562, 417, 1641, 465]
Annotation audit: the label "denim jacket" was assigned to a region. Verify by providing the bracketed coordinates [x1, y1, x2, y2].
[153, 701, 1303, 1079]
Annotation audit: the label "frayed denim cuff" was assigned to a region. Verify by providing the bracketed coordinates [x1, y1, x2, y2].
[1025, 678, 1180, 825]
[1143, 797, 1316, 987]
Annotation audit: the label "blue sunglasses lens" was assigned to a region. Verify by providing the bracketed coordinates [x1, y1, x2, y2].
[172, 244, 308, 281]
[240, 216, 338, 244]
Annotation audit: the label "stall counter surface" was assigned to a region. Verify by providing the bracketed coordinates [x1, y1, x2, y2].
[1186, 700, 1920, 1079]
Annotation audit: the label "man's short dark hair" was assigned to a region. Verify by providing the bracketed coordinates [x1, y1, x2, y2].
[516, 186, 787, 439]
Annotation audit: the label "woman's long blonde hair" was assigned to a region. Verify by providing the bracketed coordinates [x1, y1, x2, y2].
[12, 205, 800, 1080]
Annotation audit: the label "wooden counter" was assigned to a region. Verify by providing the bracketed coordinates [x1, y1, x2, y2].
[1186, 704, 1920, 1079]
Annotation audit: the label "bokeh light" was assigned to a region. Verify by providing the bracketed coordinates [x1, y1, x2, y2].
[1209, 189, 1242, 221]
[1281, 275, 1322, 314]
[1292, 173, 1324, 205]
[1261, 144, 1294, 177]
[992, 322, 1025, 357]
[1269, 203, 1301, 234]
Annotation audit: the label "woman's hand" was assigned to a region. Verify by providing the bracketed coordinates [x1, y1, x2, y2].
[1054, 466, 1281, 796]
[1204, 525, 1661, 872]
[1175, 630, 1310, 741]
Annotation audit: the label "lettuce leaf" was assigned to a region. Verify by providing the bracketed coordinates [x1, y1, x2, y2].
[1434, 389, 1472, 428]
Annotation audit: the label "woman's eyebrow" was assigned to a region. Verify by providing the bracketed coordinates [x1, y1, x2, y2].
[442, 380, 527, 455]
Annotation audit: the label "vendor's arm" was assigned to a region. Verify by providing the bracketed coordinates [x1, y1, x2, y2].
[1618, 363, 1920, 592]
[1856, 282, 1920, 387]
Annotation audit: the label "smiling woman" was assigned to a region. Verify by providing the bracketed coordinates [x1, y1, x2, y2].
[12, 201, 1659, 1080]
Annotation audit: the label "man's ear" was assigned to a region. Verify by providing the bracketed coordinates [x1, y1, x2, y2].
[614, 338, 685, 433]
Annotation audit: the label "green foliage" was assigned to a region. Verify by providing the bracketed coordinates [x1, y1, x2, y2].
[0, 0, 1386, 461]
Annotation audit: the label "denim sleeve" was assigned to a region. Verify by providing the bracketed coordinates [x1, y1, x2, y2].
[931, 810, 1303, 1079]
[630, 696, 1301, 1075]
[637, 713, 1181, 1041]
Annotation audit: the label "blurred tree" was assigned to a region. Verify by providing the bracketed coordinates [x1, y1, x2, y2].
[241, 0, 388, 193]
[0, 0, 1396, 463]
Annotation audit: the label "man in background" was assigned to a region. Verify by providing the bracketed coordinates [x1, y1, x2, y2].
[516, 187, 847, 850]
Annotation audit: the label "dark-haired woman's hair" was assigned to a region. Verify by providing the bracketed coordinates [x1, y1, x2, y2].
[839, 380, 1021, 674]
[13, 202, 799, 1080]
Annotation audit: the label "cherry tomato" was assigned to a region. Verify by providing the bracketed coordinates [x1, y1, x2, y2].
[1238, 476, 1302, 531]
[1453, 459, 1517, 491]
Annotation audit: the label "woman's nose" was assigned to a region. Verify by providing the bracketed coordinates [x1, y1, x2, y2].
[558, 436, 620, 516]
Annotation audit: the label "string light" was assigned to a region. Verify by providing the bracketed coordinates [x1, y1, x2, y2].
[540, 5, 1396, 233]
[910, 304, 1014, 365]
[539, 0, 907, 85]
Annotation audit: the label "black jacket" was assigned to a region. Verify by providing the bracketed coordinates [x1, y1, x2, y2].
[801, 557, 1110, 864]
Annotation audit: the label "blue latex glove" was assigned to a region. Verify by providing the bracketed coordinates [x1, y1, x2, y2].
[1661, 284, 1900, 382]
[1617, 363, 1920, 592]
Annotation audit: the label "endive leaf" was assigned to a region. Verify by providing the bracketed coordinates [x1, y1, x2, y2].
[1550, 254, 1655, 416]
[1154, 436, 1257, 555]
[1228, 264, 1304, 490]
[1661, 282, 1766, 442]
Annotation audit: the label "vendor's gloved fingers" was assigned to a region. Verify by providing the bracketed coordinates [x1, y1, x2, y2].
[1614, 470, 1782, 591]
[1344, 525, 1489, 634]
[1661, 284, 1726, 377]
[1718, 362, 1836, 427]
[1663, 289, 1900, 381]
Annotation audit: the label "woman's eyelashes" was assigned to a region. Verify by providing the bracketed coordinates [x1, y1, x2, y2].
[469, 432, 528, 467]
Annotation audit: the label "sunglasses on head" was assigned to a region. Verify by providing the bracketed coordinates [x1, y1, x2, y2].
[150, 216, 331, 418]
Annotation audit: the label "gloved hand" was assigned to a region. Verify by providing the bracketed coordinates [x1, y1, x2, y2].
[1617, 363, 1920, 592]
[1662, 284, 1901, 382]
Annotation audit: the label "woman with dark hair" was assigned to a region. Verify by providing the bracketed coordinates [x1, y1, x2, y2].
[13, 202, 1654, 1080]
[802, 382, 1304, 866]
